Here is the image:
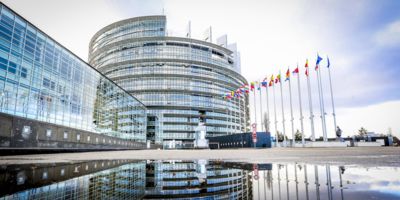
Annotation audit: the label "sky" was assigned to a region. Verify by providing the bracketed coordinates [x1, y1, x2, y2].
[3, 0, 400, 138]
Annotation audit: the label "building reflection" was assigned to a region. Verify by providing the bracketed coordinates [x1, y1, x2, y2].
[1, 161, 399, 200]
[0, 160, 146, 199]
[143, 160, 253, 199]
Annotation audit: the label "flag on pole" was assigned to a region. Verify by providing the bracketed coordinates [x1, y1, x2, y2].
[250, 82, 255, 91]
[275, 73, 281, 84]
[315, 54, 323, 70]
[285, 69, 290, 81]
[305, 59, 309, 76]
[256, 81, 261, 90]
[261, 80, 268, 87]
[327, 56, 330, 68]
[243, 85, 250, 93]
[269, 75, 274, 86]
[293, 67, 299, 74]
[234, 91, 241, 98]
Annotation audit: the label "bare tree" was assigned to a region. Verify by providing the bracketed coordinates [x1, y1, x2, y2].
[358, 127, 368, 137]
[294, 129, 302, 141]
[277, 131, 288, 142]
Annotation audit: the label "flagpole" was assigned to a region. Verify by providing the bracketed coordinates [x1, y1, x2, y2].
[244, 92, 248, 132]
[228, 96, 235, 135]
[272, 83, 279, 147]
[265, 84, 271, 134]
[296, 65, 306, 147]
[288, 75, 295, 147]
[316, 66, 324, 141]
[239, 95, 242, 133]
[259, 87, 264, 132]
[316, 66, 328, 142]
[327, 61, 337, 136]
[279, 72, 287, 147]
[253, 89, 258, 149]
[306, 67, 316, 141]
[253, 89, 257, 131]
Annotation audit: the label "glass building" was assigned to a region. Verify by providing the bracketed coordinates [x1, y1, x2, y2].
[89, 16, 249, 146]
[0, 3, 147, 148]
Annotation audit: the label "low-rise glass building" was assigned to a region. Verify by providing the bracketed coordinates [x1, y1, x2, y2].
[89, 16, 249, 146]
[0, 3, 147, 149]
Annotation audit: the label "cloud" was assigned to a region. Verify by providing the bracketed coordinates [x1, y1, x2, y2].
[374, 20, 400, 47]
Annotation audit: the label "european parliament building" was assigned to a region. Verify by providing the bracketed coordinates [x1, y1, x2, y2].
[0, 3, 147, 150]
[89, 16, 249, 147]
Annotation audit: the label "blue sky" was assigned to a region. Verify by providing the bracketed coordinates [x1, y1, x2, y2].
[3, 0, 400, 137]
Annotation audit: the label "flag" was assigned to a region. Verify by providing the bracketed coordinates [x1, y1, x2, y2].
[261, 80, 268, 87]
[305, 67, 309, 77]
[239, 86, 246, 94]
[327, 56, 330, 68]
[231, 91, 234, 97]
[234, 91, 240, 98]
[269, 75, 274, 86]
[275, 73, 281, 84]
[293, 67, 299, 74]
[285, 69, 290, 81]
[236, 89, 242, 98]
[250, 82, 255, 91]
[305, 59, 309, 68]
[242, 84, 250, 93]
[256, 81, 261, 90]
[315, 54, 323, 70]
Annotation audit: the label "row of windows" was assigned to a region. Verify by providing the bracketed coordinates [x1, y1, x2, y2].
[92, 43, 233, 70]
[21, 125, 145, 147]
[105, 64, 244, 88]
[90, 19, 166, 53]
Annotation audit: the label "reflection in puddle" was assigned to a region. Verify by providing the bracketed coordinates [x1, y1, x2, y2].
[0, 160, 399, 199]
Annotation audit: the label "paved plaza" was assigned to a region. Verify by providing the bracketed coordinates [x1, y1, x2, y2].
[0, 147, 399, 166]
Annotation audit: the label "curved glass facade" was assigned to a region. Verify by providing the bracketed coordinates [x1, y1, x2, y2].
[0, 4, 146, 143]
[89, 16, 248, 144]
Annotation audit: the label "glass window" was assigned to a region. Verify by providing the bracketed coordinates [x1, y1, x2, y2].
[20, 67, 27, 78]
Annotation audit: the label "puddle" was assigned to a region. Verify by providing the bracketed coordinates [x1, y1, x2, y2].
[0, 160, 399, 199]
